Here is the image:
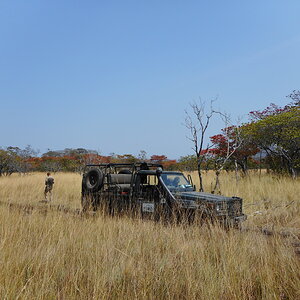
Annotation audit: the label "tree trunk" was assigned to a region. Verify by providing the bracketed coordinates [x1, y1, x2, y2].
[243, 156, 248, 175]
[259, 151, 262, 178]
[290, 167, 297, 179]
[197, 156, 204, 192]
[234, 159, 239, 183]
[287, 161, 297, 179]
[212, 171, 221, 194]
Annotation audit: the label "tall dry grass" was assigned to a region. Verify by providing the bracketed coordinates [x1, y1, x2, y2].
[189, 170, 300, 229]
[0, 172, 299, 299]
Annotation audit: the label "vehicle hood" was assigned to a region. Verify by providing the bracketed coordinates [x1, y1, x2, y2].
[172, 191, 240, 203]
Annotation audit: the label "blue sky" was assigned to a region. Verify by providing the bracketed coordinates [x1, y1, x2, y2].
[1, 1, 299, 158]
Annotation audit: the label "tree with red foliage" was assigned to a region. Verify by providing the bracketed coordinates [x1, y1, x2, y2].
[249, 90, 299, 121]
[249, 103, 286, 121]
[116, 154, 138, 163]
[150, 155, 168, 163]
[162, 160, 177, 170]
[79, 154, 111, 170]
[210, 126, 259, 174]
[150, 155, 177, 170]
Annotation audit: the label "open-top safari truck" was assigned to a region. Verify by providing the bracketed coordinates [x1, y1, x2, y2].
[81, 163, 247, 227]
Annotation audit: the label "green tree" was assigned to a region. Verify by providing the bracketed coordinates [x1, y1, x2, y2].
[244, 107, 300, 177]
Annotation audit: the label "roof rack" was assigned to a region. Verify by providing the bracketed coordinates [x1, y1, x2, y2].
[84, 162, 163, 172]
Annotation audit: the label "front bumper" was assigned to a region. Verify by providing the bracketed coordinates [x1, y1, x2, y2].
[175, 200, 247, 223]
[217, 214, 247, 227]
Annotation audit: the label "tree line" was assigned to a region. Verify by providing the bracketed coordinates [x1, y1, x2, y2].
[0, 148, 178, 175]
[184, 90, 300, 192]
[0, 91, 299, 180]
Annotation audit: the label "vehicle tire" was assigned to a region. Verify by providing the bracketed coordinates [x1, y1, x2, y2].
[83, 168, 104, 193]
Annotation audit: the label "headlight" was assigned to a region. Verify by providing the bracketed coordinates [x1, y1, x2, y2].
[215, 202, 226, 212]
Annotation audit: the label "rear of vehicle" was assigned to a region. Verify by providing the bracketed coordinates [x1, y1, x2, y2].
[81, 163, 162, 212]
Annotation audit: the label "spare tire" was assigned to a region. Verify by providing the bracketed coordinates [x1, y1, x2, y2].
[83, 168, 104, 193]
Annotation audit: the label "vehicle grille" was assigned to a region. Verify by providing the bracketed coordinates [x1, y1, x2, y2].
[227, 199, 242, 216]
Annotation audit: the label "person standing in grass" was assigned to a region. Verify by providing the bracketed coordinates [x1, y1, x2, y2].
[44, 172, 54, 201]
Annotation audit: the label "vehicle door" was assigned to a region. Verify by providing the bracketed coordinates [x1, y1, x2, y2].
[131, 173, 160, 219]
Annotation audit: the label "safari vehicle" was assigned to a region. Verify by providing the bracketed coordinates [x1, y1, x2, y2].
[81, 163, 247, 227]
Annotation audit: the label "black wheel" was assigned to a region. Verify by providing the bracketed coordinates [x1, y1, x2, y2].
[83, 168, 104, 193]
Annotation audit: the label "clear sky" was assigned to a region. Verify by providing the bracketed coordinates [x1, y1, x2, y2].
[1, 1, 299, 158]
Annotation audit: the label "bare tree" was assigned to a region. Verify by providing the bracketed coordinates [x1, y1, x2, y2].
[185, 100, 215, 192]
[211, 112, 243, 193]
[138, 150, 147, 161]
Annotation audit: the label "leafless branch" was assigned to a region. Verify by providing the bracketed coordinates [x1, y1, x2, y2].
[184, 99, 216, 191]
[211, 112, 244, 193]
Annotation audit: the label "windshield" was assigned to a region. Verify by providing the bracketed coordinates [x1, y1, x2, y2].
[160, 173, 193, 190]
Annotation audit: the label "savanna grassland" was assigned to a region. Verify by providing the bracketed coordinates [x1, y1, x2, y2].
[0, 172, 299, 299]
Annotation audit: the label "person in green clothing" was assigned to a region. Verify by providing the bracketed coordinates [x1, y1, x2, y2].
[44, 172, 54, 201]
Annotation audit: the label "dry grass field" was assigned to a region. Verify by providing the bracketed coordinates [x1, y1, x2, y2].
[0, 172, 299, 299]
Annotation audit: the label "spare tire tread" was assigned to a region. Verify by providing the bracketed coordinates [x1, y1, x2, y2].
[84, 168, 104, 193]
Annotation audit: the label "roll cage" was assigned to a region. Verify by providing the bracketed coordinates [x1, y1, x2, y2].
[83, 163, 163, 174]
